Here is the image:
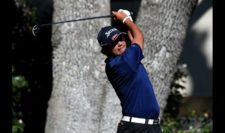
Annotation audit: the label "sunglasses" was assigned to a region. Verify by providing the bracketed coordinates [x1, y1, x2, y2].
[100, 35, 126, 47]
[113, 35, 126, 45]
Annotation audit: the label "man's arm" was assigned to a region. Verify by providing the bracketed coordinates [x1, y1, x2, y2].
[112, 11, 144, 50]
[127, 30, 134, 42]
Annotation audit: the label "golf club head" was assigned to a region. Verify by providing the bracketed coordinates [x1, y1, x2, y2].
[32, 25, 40, 36]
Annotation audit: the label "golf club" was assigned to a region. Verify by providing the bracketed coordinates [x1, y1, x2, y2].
[32, 12, 133, 36]
[32, 15, 114, 36]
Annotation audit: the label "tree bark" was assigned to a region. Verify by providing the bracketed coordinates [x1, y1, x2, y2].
[137, 0, 197, 117]
[45, 0, 112, 133]
[45, 0, 197, 133]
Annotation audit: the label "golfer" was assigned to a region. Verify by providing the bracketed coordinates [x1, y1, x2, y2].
[97, 9, 163, 133]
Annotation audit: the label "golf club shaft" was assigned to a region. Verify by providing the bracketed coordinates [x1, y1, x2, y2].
[37, 15, 113, 27]
[32, 11, 133, 36]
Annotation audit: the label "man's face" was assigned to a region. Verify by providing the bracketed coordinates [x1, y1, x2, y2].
[112, 36, 127, 55]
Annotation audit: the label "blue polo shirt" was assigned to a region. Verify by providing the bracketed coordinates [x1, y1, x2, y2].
[105, 44, 160, 119]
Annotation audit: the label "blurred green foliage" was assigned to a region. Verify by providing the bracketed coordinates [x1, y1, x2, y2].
[161, 64, 212, 133]
[12, 0, 37, 132]
[161, 112, 212, 133]
[13, 0, 37, 35]
[12, 66, 28, 133]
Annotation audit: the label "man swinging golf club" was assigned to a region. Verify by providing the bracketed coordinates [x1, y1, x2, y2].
[97, 9, 163, 133]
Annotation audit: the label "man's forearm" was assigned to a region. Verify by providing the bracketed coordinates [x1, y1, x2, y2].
[127, 30, 133, 42]
[124, 19, 144, 50]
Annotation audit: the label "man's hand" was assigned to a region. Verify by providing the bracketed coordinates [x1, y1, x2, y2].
[112, 9, 144, 50]
[118, 9, 133, 23]
[112, 9, 133, 23]
[118, 9, 132, 16]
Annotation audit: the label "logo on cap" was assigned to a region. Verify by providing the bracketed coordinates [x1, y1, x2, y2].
[105, 28, 117, 38]
[111, 34, 118, 41]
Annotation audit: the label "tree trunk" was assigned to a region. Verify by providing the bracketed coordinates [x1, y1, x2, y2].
[45, 0, 197, 133]
[137, 0, 197, 117]
[45, 0, 111, 133]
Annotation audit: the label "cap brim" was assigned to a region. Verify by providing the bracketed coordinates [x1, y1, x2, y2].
[100, 32, 127, 47]
[114, 32, 127, 41]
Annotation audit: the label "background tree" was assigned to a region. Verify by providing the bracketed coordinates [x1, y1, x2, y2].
[138, 0, 197, 116]
[45, 0, 197, 133]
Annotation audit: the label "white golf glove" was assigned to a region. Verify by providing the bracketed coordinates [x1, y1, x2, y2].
[118, 9, 133, 23]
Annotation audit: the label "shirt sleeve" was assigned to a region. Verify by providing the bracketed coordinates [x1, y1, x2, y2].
[122, 43, 144, 71]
